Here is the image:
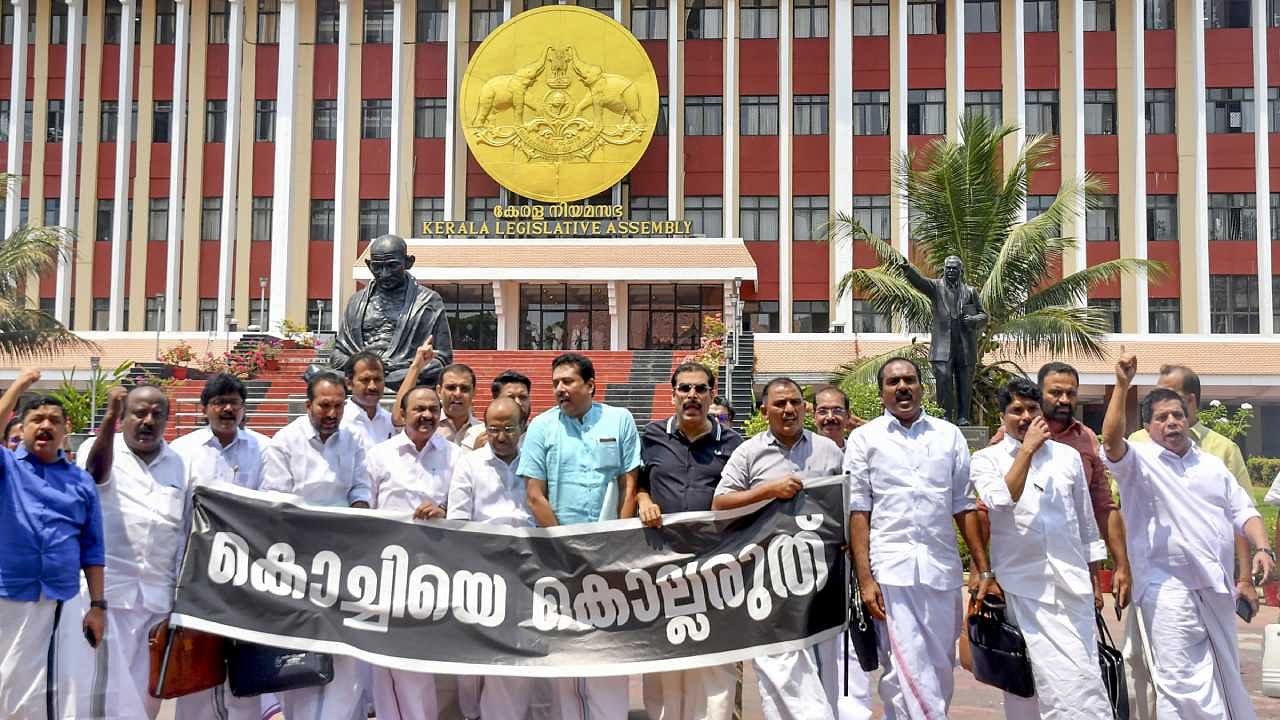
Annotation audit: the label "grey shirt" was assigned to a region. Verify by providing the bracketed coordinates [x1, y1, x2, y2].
[714, 429, 845, 495]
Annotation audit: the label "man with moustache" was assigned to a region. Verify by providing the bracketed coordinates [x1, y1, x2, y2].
[342, 351, 395, 447]
[0, 393, 105, 719]
[844, 358, 997, 720]
[521, 352, 641, 720]
[970, 378, 1111, 718]
[713, 377, 844, 720]
[261, 371, 371, 720]
[636, 362, 743, 720]
[76, 385, 187, 720]
[365, 386, 462, 720]
[491, 370, 533, 422]
[1103, 353, 1273, 719]
[437, 364, 485, 450]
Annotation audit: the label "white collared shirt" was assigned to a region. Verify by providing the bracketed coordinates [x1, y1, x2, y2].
[971, 436, 1106, 602]
[367, 431, 460, 513]
[77, 435, 188, 612]
[438, 415, 485, 451]
[844, 412, 976, 590]
[341, 398, 395, 449]
[260, 416, 372, 507]
[169, 427, 265, 491]
[446, 444, 532, 527]
[1106, 439, 1260, 600]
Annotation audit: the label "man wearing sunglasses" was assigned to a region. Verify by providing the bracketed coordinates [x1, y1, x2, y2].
[637, 362, 744, 720]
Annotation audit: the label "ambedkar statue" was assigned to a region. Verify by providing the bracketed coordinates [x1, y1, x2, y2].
[895, 254, 987, 425]
[323, 234, 453, 390]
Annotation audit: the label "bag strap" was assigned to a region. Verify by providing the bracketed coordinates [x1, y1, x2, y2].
[1095, 610, 1117, 648]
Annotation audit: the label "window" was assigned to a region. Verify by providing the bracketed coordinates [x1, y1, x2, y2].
[1147, 195, 1177, 241]
[1148, 298, 1180, 333]
[1206, 88, 1254, 134]
[417, 0, 446, 41]
[95, 200, 113, 242]
[574, 0, 613, 14]
[1274, 277, 1280, 332]
[685, 96, 723, 136]
[364, 0, 393, 43]
[147, 198, 168, 242]
[685, 196, 723, 236]
[310, 200, 335, 241]
[1084, 89, 1116, 135]
[1146, 0, 1174, 29]
[1208, 193, 1256, 241]
[254, 100, 276, 142]
[258, 0, 280, 42]
[1083, 0, 1114, 31]
[1026, 90, 1060, 135]
[854, 91, 890, 135]
[153, 0, 177, 43]
[250, 197, 272, 241]
[740, 96, 779, 136]
[466, 196, 498, 228]
[739, 197, 779, 241]
[314, 100, 338, 140]
[414, 98, 447, 139]
[853, 0, 888, 36]
[1210, 275, 1259, 333]
[793, 196, 829, 242]
[851, 299, 890, 332]
[965, 90, 1002, 126]
[907, 89, 945, 135]
[520, 284, 609, 350]
[1086, 195, 1119, 241]
[1205, 0, 1251, 29]
[152, 101, 172, 143]
[0, 100, 10, 143]
[965, 0, 999, 32]
[793, 95, 828, 135]
[201, 197, 221, 241]
[412, 197, 444, 232]
[1026, 194, 1058, 234]
[361, 100, 393, 139]
[92, 298, 110, 331]
[687, 0, 723, 39]
[248, 299, 268, 330]
[21, 100, 31, 143]
[209, 0, 230, 43]
[104, 0, 123, 43]
[359, 199, 389, 241]
[1025, 0, 1057, 31]
[1270, 87, 1280, 132]
[792, 301, 830, 333]
[742, 300, 780, 333]
[627, 284, 723, 350]
[198, 298, 218, 331]
[317, 0, 339, 43]
[852, 195, 891, 240]
[1088, 299, 1121, 333]
[43, 198, 58, 228]
[424, 284, 497, 349]
[144, 296, 167, 331]
[632, 0, 667, 39]
[795, 0, 828, 38]
[50, 0, 69, 44]
[206, 100, 227, 142]
[1145, 88, 1176, 134]
[1273, 193, 1280, 241]
[1270, 0, 1280, 26]
[100, 102, 119, 143]
[44, 100, 64, 144]
[906, 0, 943, 34]
[306, 299, 332, 332]
[630, 196, 667, 222]
[471, 0, 501, 41]
[741, 0, 778, 38]
[653, 96, 669, 135]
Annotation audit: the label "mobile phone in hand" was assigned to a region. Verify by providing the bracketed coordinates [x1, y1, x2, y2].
[1236, 595, 1257, 623]
[83, 626, 97, 648]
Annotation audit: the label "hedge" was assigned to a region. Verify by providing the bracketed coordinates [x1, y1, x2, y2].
[1248, 457, 1280, 488]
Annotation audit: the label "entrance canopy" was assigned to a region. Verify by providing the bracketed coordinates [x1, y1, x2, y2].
[353, 237, 758, 283]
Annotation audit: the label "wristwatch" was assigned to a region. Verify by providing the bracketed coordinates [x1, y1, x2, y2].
[1255, 548, 1277, 563]
[89, 600, 108, 610]
[978, 570, 996, 581]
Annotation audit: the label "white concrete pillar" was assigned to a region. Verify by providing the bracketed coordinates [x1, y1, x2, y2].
[444, 0, 462, 217]
[269, 0, 299, 332]
[55, 0, 84, 324]
[722, 0, 738, 239]
[4, 0, 27, 243]
[889, 0, 908, 256]
[1255, 0, 1273, 334]
[1177, 0, 1209, 333]
[163, 0, 190, 330]
[829, 0, 853, 330]
[666, 0, 682, 217]
[1060, 0, 1086, 276]
[1001, 0, 1026, 219]
[1117, 0, 1148, 333]
[778, 0, 792, 332]
[108, 0, 137, 330]
[388, 0, 406, 231]
[331, 0, 351, 331]
[945, 0, 964, 141]
[216, 0, 245, 332]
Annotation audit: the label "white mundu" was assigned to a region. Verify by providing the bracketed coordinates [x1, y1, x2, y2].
[844, 413, 974, 720]
[1106, 439, 1261, 720]
[971, 436, 1112, 719]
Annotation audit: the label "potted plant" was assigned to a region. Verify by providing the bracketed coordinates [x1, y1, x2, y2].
[277, 319, 314, 349]
[49, 361, 134, 448]
[160, 341, 195, 379]
[256, 338, 283, 371]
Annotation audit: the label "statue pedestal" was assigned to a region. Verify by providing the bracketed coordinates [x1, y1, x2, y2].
[959, 425, 990, 451]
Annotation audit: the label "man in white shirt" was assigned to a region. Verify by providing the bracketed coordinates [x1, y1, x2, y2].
[436, 364, 484, 450]
[341, 350, 395, 447]
[260, 371, 371, 720]
[1102, 353, 1274, 719]
[169, 373, 275, 720]
[713, 377, 844, 720]
[78, 385, 187, 720]
[843, 358, 997, 720]
[366, 385, 462, 720]
[970, 378, 1111, 718]
[447, 396, 534, 720]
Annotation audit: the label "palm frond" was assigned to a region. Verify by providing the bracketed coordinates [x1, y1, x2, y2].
[0, 225, 71, 297]
[831, 342, 931, 387]
[0, 306, 97, 361]
[996, 305, 1111, 360]
[835, 267, 932, 327]
[1026, 258, 1167, 313]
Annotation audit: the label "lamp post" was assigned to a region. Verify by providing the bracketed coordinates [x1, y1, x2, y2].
[89, 355, 101, 434]
[153, 293, 164, 360]
[225, 312, 235, 352]
[257, 276, 267, 333]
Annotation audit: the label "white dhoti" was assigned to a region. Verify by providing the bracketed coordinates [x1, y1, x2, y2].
[370, 665, 437, 720]
[1122, 600, 1157, 720]
[477, 675, 535, 720]
[549, 676, 629, 720]
[276, 653, 364, 720]
[642, 663, 737, 720]
[0, 595, 66, 720]
[874, 584, 961, 720]
[457, 675, 482, 719]
[97, 606, 166, 720]
[1000, 591, 1112, 719]
[1137, 579, 1256, 720]
[753, 649, 836, 720]
[175, 683, 278, 720]
[813, 633, 872, 720]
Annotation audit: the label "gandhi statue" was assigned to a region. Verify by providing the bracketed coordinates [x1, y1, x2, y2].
[895, 254, 987, 425]
[315, 234, 453, 390]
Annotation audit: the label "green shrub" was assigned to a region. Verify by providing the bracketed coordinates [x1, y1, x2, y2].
[1247, 456, 1280, 488]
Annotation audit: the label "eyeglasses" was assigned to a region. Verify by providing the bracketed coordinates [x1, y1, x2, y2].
[815, 407, 847, 417]
[207, 398, 244, 409]
[485, 425, 520, 436]
[676, 383, 711, 395]
[712, 413, 732, 422]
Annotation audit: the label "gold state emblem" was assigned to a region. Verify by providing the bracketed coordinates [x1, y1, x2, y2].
[460, 7, 660, 203]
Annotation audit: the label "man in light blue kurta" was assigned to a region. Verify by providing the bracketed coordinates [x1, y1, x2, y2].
[519, 352, 641, 719]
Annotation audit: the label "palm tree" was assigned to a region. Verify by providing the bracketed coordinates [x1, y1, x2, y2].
[831, 114, 1162, 423]
[0, 175, 94, 360]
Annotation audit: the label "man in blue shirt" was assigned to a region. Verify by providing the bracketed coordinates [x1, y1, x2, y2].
[520, 352, 641, 719]
[0, 394, 106, 719]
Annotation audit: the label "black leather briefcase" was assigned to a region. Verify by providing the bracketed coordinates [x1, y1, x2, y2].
[967, 598, 1036, 698]
[226, 640, 334, 697]
[847, 579, 880, 673]
[1096, 611, 1129, 719]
